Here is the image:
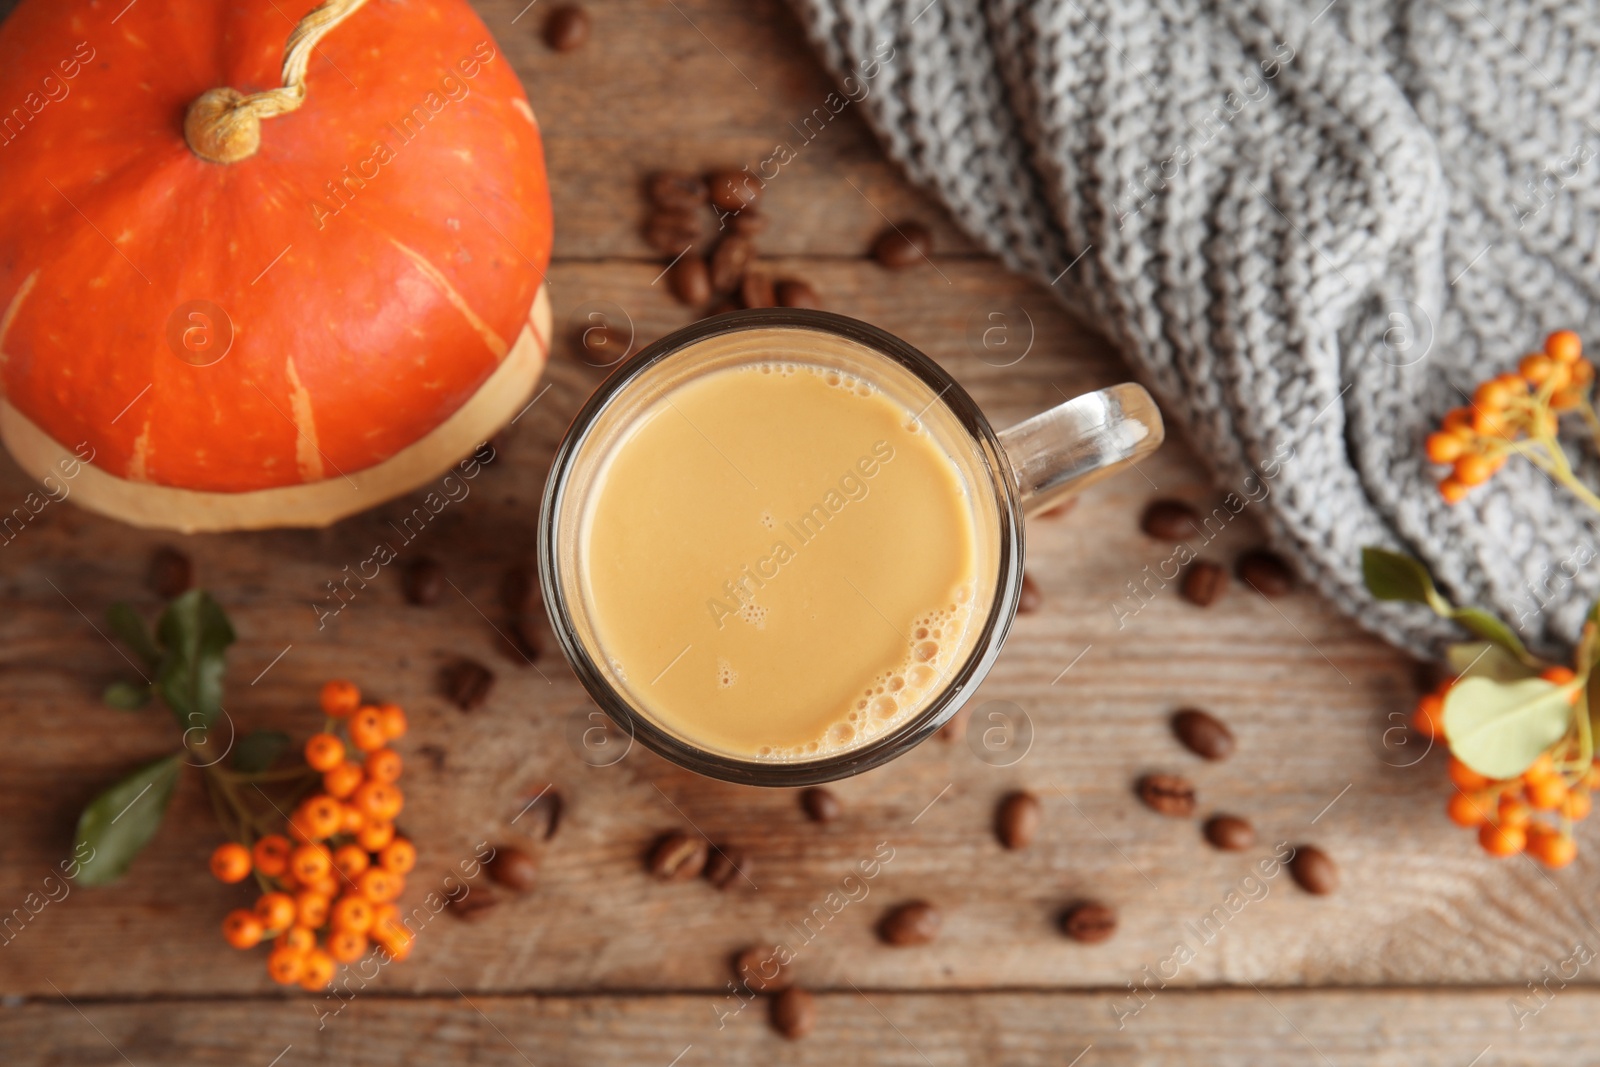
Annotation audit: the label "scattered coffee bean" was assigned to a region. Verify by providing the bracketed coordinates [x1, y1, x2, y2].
[668, 254, 713, 306]
[704, 844, 751, 890]
[1171, 708, 1235, 761]
[148, 546, 192, 599]
[1140, 498, 1199, 541]
[872, 222, 933, 269]
[1203, 814, 1256, 852]
[542, 4, 590, 51]
[401, 556, 443, 606]
[878, 900, 941, 945]
[937, 702, 972, 742]
[647, 830, 708, 882]
[729, 210, 769, 237]
[500, 565, 534, 615]
[1288, 845, 1339, 895]
[473, 434, 504, 467]
[734, 944, 793, 992]
[417, 743, 447, 772]
[770, 987, 816, 1040]
[709, 235, 753, 292]
[1181, 560, 1227, 607]
[739, 270, 776, 309]
[800, 786, 841, 823]
[996, 791, 1041, 850]
[498, 618, 540, 665]
[579, 322, 631, 363]
[708, 169, 762, 212]
[446, 890, 499, 922]
[648, 170, 708, 211]
[1237, 549, 1295, 596]
[486, 846, 539, 893]
[1059, 901, 1117, 943]
[643, 209, 700, 256]
[1136, 773, 1196, 817]
[1017, 573, 1043, 614]
[523, 787, 563, 840]
[441, 658, 495, 710]
[775, 278, 821, 309]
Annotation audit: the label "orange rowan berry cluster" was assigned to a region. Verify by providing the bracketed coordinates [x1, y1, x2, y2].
[1413, 670, 1592, 867]
[1426, 330, 1595, 503]
[209, 680, 416, 989]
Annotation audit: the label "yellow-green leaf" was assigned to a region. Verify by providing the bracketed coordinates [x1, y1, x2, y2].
[1361, 547, 1448, 611]
[1449, 607, 1531, 662]
[1443, 676, 1574, 780]
[1446, 642, 1536, 684]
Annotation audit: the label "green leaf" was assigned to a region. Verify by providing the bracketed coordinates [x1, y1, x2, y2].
[106, 602, 161, 670]
[1443, 676, 1575, 780]
[155, 591, 235, 736]
[233, 730, 290, 773]
[103, 681, 152, 711]
[1449, 607, 1532, 662]
[1361, 547, 1450, 613]
[73, 753, 183, 887]
[1446, 642, 1536, 684]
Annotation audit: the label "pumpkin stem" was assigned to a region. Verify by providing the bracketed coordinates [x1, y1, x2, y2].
[183, 0, 369, 165]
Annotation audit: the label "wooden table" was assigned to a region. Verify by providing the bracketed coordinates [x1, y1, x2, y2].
[0, 2, 1590, 1064]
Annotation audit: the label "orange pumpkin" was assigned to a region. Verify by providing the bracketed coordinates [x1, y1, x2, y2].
[0, 0, 552, 530]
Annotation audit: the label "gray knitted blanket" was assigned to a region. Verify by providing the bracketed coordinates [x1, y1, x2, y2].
[787, 0, 1600, 659]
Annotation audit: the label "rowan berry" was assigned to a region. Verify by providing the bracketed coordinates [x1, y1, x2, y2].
[378, 704, 408, 740]
[1413, 694, 1445, 739]
[252, 834, 292, 879]
[266, 945, 305, 985]
[1553, 388, 1586, 411]
[1525, 752, 1559, 782]
[331, 895, 374, 934]
[377, 927, 413, 961]
[379, 838, 416, 875]
[1528, 826, 1578, 868]
[358, 868, 402, 903]
[1447, 790, 1494, 828]
[1565, 790, 1594, 821]
[222, 909, 264, 950]
[289, 843, 333, 885]
[299, 948, 336, 990]
[323, 762, 364, 799]
[327, 927, 369, 964]
[1448, 758, 1493, 791]
[1438, 476, 1471, 503]
[1521, 352, 1556, 384]
[1546, 329, 1582, 364]
[1479, 822, 1527, 856]
[1526, 775, 1568, 811]
[1442, 407, 1473, 432]
[1541, 666, 1576, 685]
[254, 891, 298, 932]
[1473, 379, 1513, 411]
[340, 803, 366, 835]
[365, 748, 403, 784]
[350, 706, 388, 752]
[275, 925, 316, 953]
[304, 733, 345, 772]
[1470, 408, 1504, 435]
[297, 795, 344, 841]
[295, 890, 331, 929]
[332, 843, 371, 881]
[1454, 453, 1494, 487]
[358, 820, 395, 852]
[209, 842, 252, 884]
[321, 679, 361, 718]
[353, 781, 403, 821]
[1425, 432, 1469, 464]
[308, 873, 342, 899]
[1498, 793, 1531, 827]
[1573, 359, 1595, 386]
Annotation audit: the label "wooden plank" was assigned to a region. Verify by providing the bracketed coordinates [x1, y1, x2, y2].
[0, 988, 1586, 1066]
[0, 259, 1579, 1002]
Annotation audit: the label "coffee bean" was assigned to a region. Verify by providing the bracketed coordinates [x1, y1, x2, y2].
[446, 890, 499, 922]
[1181, 560, 1227, 606]
[521, 787, 563, 840]
[668, 254, 713, 306]
[1136, 773, 1196, 817]
[1039, 497, 1079, 519]
[148, 546, 192, 599]
[417, 743, 447, 772]
[1203, 814, 1256, 852]
[729, 210, 769, 237]
[648, 170, 708, 211]
[739, 270, 776, 309]
[937, 702, 972, 742]
[542, 4, 590, 51]
[1059, 901, 1117, 943]
[704, 844, 751, 890]
[1017, 573, 1042, 614]
[441, 658, 495, 710]
[995, 791, 1041, 850]
[708, 169, 762, 212]
[872, 222, 933, 269]
[734, 944, 793, 992]
[800, 787, 841, 823]
[709, 235, 753, 292]
[643, 209, 700, 256]
[1140, 498, 1199, 541]
[486, 846, 539, 893]
[473, 434, 504, 468]
[1237, 549, 1295, 596]
[647, 830, 708, 882]
[1171, 708, 1235, 761]
[770, 987, 816, 1040]
[401, 556, 443, 606]
[700, 297, 738, 320]
[878, 900, 941, 945]
[1288, 845, 1339, 895]
[579, 323, 631, 363]
[775, 279, 821, 309]
[500, 565, 535, 614]
[498, 618, 540, 665]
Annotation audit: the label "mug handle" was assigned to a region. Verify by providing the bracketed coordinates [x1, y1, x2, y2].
[996, 384, 1165, 515]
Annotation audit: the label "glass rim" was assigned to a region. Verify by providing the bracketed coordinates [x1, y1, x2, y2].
[537, 308, 1026, 786]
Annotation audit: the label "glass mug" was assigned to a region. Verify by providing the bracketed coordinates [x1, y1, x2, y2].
[538, 309, 1162, 786]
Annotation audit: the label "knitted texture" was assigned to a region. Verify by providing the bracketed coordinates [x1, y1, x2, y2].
[787, 0, 1600, 658]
